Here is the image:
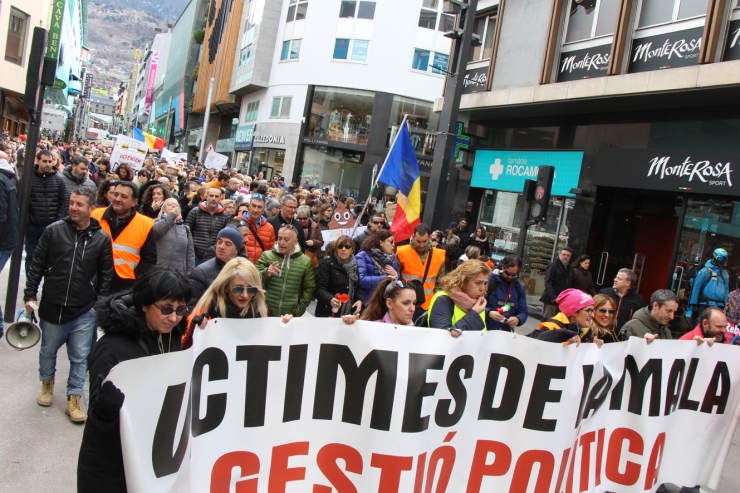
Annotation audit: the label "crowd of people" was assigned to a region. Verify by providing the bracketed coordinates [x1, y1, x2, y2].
[0, 135, 737, 491]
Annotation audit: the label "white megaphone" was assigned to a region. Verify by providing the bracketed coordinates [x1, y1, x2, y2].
[5, 302, 41, 351]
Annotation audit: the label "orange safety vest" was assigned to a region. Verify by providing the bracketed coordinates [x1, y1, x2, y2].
[91, 208, 154, 279]
[397, 244, 445, 310]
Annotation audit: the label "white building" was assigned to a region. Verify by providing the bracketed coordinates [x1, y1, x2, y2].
[131, 31, 172, 131]
[227, 0, 464, 197]
[41, 106, 67, 135]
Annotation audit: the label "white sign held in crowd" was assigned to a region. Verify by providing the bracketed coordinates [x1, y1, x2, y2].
[320, 226, 366, 250]
[109, 135, 149, 172]
[203, 151, 228, 170]
[109, 318, 740, 493]
[161, 148, 188, 162]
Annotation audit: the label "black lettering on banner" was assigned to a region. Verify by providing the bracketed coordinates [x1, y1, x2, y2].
[435, 355, 474, 428]
[523, 364, 566, 432]
[402, 353, 445, 432]
[478, 354, 525, 421]
[575, 365, 594, 428]
[609, 356, 662, 416]
[191, 347, 229, 437]
[664, 359, 686, 416]
[152, 383, 191, 478]
[701, 361, 731, 414]
[581, 368, 614, 423]
[283, 344, 308, 423]
[312, 344, 398, 431]
[679, 358, 701, 411]
[235, 345, 282, 427]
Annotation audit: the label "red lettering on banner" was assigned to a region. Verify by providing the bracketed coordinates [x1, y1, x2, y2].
[595, 428, 605, 486]
[425, 445, 455, 493]
[268, 442, 309, 493]
[414, 453, 427, 493]
[313, 443, 362, 493]
[578, 431, 596, 492]
[644, 432, 666, 490]
[565, 435, 579, 493]
[465, 440, 512, 492]
[370, 453, 413, 492]
[605, 428, 644, 486]
[509, 450, 554, 493]
[210, 451, 260, 493]
[553, 448, 571, 493]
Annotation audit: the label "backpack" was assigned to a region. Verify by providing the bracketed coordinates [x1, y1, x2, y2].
[696, 266, 727, 304]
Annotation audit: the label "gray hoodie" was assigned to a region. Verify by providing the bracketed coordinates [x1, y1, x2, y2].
[620, 306, 673, 340]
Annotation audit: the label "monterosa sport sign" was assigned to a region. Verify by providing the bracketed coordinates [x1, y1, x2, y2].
[596, 148, 738, 195]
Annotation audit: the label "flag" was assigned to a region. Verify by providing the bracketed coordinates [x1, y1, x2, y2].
[377, 121, 421, 242]
[133, 127, 165, 150]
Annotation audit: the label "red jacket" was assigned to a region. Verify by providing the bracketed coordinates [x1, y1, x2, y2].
[679, 324, 729, 344]
[244, 216, 275, 263]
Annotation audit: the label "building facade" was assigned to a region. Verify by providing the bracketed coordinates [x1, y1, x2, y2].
[453, 0, 740, 318]
[88, 92, 115, 116]
[131, 30, 171, 131]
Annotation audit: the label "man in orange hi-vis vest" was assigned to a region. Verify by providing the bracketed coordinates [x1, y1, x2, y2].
[397, 223, 446, 321]
[91, 181, 157, 294]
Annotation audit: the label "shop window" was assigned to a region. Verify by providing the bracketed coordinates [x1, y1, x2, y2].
[468, 14, 497, 62]
[280, 39, 301, 60]
[270, 96, 292, 118]
[333, 39, 369, 61]
[5, 7, 29, 65]
[307, 86, 374, 144]
[638, 0, 708, 28]
[250, 148, 285, 180]
[286, 0, 308, 22]
[387, 95, 439, 157]
[564, 0, 619, 44]
[301, 145, 364, 197]
[244, 101, 259, 122]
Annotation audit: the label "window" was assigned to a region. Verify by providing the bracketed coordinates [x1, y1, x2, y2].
[307, 86, 374, 144]
[412, 49, 430, 71]
[438, 13, 455, 32]
[358, 1, 376, 19]
[638, 0, 708, 28]
[5, 8, 29, 65]
[468, 15, 497, 61]
[422, 0, 438, 8]
[333, 38, 350, 59]
[340, 1, 357, 17]
[270, 97, 292, 118]
[245, 101, 259, 122]
[387, 95, 439, 156]
[286, 0, 308, 22]
[412, 49, 449, 75]
[340, 1, 376, 19]
[419, 9, 437, 29]
[352, 40, 369, 61]
[564, 0, 620, 44]
[280, 39, 301, 60]
[333, 39, 369, 62]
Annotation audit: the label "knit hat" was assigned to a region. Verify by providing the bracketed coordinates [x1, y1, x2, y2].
[555, 288, 594, 317]
[217, 225, 244, 248]
[265, 198, 280, 211]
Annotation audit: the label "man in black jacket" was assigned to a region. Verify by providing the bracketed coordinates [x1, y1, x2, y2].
[599, 267, 646, 335]
[24, 187, 113, 423]
[540, 246, 574, 319]
[185, 186, 231, 264]
[25, 149, 69, 275]
[267, 194, 307, 251]
[0, 151, 18, 337]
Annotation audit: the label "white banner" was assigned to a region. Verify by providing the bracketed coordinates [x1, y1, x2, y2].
[107, 318, 740, 493]
[161, 148, 188, 162]
[320, 226, 366, 251]
[203, 151, 228, 170]
[110, 134, 149, 172]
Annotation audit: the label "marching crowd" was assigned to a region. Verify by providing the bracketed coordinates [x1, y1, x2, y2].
[0, 136, 737, 491]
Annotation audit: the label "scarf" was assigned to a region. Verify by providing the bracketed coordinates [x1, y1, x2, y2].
[369, 248, 395, 275]
[334, 252, 359, 316]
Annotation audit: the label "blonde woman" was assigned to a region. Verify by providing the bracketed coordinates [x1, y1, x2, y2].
[427, 260, 491, 337]
[182, 258, 268, 349]
[590, 294, 619, 343]
[152, 198, 195, 277]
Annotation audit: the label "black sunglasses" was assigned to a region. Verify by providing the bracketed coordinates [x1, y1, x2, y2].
[337, 244, 353, 250]
[232, 286, 259, 296]
[383, 280, 413, 299]
[598, 308, 616, 315]
[372, 220, 384, 225]
[501, 270, 518, 277]
[153, 303, 188, 316]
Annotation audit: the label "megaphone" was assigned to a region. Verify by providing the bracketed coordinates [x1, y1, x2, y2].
[5, 307, 41, 351]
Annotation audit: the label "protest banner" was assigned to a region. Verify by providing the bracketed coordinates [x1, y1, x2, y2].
[321, 226, 365, 250]
[204, 151, 228, 170]
[110, 134, 149, 171]
[107, 318, 740, 493]
[161, 148, 188, 162]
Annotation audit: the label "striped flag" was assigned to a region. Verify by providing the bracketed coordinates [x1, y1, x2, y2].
[133, 127, 165, 150]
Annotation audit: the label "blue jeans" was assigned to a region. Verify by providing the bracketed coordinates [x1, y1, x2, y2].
[39, 309, 95, 396]
[25, 223, 45, 277]
[0, 247, 14, 330]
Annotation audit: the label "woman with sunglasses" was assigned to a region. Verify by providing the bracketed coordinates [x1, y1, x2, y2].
[427, 260, 491, 337]
[528, 289, 601, 346]
[78, 269, 191, 492]
[315, 236, 362, 317]
[360, 278, 417, 325]
[296, 205, 324, 265]
[485, 254, 528, 332]
[590, 294, 619, 343]
[356, 230, 400, 305]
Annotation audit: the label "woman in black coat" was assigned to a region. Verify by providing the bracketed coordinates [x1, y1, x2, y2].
[571, 254, 597, 296]
[77, 269, 191, 493]
[314, 235, 363, 317]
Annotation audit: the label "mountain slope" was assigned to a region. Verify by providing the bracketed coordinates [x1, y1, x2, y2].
[90, 0, 190, 23]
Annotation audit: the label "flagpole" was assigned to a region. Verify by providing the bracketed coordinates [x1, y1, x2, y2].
[350, 114, 409, 238]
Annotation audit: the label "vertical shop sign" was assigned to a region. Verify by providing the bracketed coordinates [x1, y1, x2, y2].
[724, 19, 740, 61]
[46, 0, 66, 59]
[143, 52, 159, 117]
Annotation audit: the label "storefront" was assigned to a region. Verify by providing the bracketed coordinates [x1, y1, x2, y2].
[234, 124, 254, 173]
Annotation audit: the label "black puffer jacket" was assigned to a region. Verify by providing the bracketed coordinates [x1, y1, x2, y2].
[28, 169, 69, 227]
[184, 201, 230, 258]
[188, 256, 227, 309]
[0, 160, 18, 251]
[78, 294, 182, 493]
[23, 217, 113, 324]
[314, 254, 362, 317]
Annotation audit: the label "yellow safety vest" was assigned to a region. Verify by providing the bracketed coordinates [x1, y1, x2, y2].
[92, 208, 153, 279]
[427, 291, 487, 330]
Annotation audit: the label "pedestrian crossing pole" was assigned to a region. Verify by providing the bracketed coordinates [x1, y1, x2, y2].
[4, 28, 57, 323]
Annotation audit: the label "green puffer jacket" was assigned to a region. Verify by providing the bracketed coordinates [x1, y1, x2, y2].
[256, 246, 316, 316]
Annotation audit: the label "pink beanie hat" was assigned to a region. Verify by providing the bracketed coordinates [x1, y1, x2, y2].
[555, 288, 594, 317]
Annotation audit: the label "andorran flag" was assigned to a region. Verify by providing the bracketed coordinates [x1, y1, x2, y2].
[377, 121, 421, 243]
[133, 127, 165, 150]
